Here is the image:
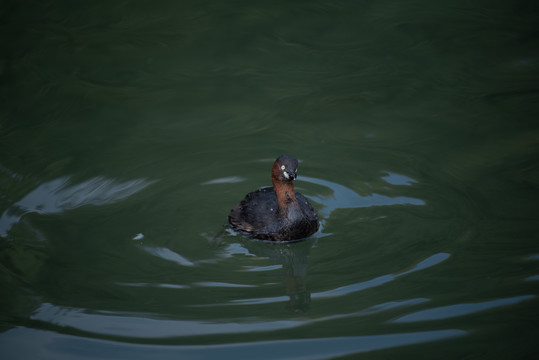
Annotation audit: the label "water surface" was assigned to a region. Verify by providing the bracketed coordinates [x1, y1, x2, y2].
[1, 1, 538, 359]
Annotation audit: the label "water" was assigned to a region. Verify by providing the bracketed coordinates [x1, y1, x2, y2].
[1, 1, 539, 359]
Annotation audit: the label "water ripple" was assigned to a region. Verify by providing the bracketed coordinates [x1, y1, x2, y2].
[194, 282, 257, 288]
[199, 253, 449, 306]
[2, 327, 468, 360]
[141, 246, 196, 267]
[300, 176, 425, 217]
[391, 295, 536, 323]
[32, 297, 428, 338]
[201, 176, 246, 185]
[0, 176, 155, 237]
[312, 253, 449, 299]
[382, 172, 418, 186]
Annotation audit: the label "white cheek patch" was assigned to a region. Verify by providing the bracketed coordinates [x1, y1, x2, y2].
[283, 171, 290, 179]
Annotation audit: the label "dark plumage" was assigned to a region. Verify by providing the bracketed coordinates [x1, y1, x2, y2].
[228, 155, 319, 241]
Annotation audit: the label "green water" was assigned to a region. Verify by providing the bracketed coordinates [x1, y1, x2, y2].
[1, 1, 539, 359]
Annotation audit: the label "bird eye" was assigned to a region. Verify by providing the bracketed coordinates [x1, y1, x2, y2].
[280, 165, 286, 170]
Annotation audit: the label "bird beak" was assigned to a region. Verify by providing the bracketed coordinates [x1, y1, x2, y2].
[284, 171, 296, 180]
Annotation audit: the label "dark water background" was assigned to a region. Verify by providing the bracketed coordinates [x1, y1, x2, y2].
[1, 1, 539, 359]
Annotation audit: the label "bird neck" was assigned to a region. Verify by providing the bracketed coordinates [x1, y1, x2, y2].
[273, 179, 298, 214]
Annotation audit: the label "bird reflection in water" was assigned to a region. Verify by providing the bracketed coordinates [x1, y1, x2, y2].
[230, 237, 317, 313]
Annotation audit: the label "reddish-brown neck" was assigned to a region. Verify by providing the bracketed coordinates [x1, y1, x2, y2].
[272, 162, 297, 212]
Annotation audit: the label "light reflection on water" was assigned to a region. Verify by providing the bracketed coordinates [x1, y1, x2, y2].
[300, 175, 424, 218]
[2, 327, 468, 360]
[312, 253, 449, 299]
[391, 295, 535, 323]
[33, 290, 497, 339]
[203, 252, 449, 306]
[0, 176, 156, 237]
